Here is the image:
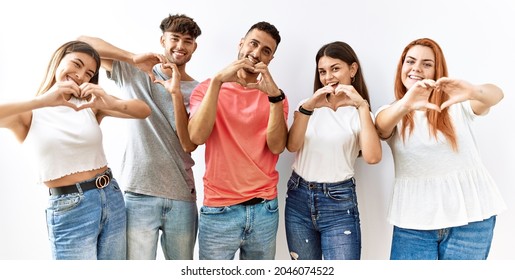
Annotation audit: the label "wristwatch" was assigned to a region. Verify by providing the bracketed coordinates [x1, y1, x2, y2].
[268, 89, 285, 103]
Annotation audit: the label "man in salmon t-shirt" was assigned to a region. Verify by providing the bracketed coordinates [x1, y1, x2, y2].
[189, 21, 288, 260]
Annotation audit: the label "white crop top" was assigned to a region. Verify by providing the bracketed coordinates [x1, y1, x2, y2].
[25, 98, 107, 182]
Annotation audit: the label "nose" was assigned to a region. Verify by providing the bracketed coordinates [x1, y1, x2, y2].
[248, 51, 258, 61]
[176, 39, 184, 49]
[411, 62, 422, 72]
[74, 70, 89, 85]
[323, 71, 334, 82]
[74, 73, 83, 84]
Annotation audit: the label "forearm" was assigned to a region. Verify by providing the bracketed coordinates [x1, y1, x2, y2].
[172, 94, 197, 152]
[188, 79, 222, 145]
[375, 101, 409, 139]
[266, 102, 288, 154]
[77, 36, 134, 64]
[102, 99, 151, 119]
[0, 98, 43, 122]
[358, 107, 382, 164]
[286, 112, 309, 152]
[470, 83, 504, 115]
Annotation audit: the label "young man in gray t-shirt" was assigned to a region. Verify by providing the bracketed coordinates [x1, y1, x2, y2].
[78, 13, 201, 260]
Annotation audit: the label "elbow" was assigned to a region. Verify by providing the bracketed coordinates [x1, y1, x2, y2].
[190, 135, 205, 146]
[270, 146, 286, 155]
[271, 141, 287, 154]
[135, 105, 151, 119]
[189, 131, 207, 146]
[362, 149, 382, 164]
[376, 126, 393, 140]
[365, 155, 382, 165]
[182, 143, 198, 153]
[286, 142, 300, 153]
[497, 89, 505, 102]
[268, 138, 287, 154]
[141, 107, 152, 119]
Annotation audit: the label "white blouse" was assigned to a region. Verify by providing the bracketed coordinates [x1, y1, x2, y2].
[377, 101, 506, 229]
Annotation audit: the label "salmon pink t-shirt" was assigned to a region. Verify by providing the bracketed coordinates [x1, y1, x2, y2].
[190, 80, 289, 207]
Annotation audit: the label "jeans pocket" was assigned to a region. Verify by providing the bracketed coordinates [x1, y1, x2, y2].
[200, 205, 228, 215]
[48, 193, 82, 214]
[287, 176, 299, 191]
[326, 185, 355, 202]
[264, 198, 279, 213]
[110, 178, 120, 191]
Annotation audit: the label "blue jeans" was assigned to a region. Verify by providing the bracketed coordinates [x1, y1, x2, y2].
[46, 177, 126, 260]
[390, 216, 496, 260]
[125, 192, 198, 260]
[285, 171, 361, 260]
[198, 198, 279, 260]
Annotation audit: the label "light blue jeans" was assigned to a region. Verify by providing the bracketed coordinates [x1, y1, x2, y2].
[390, 216, 496, 260]
[198, 198, 279, 260]
[124, 192, 198, 260]
[46, 177, 126, 260]
[285, 171, 361, 260]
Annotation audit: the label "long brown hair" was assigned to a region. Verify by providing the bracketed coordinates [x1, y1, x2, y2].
[37, 41, 100, 96]
[394, 38, 457, 150]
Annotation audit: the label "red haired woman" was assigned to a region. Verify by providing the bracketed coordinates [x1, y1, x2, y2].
[375, 38, 506, 260]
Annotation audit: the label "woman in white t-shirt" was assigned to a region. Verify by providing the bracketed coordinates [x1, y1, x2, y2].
[375, 38, 506, 260]
[0, 41, 151, 259]
[285, 41, 382, 260]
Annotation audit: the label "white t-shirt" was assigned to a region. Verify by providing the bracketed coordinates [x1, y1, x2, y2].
[376, 101, 506, 229]
[292, 99, 370, 183]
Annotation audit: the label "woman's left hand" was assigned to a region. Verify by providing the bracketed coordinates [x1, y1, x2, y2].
[436, 77, 475, 110]
[76, 83, 116, 111]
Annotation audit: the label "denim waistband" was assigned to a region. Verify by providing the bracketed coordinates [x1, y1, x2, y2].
[289, 170, 355, 190]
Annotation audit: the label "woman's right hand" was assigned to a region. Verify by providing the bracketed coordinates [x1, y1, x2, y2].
[38, 81, 82, 110]
[401, 79, 441, 112]
[302, 85, 334, 111]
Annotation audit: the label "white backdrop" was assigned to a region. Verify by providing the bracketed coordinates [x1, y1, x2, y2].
[0, 0, 514, 261]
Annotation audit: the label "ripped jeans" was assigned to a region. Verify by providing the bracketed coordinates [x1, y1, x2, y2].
[284, 171, 361, 260]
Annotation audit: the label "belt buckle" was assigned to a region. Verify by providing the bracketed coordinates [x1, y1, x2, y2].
[95, 174, 110, 189]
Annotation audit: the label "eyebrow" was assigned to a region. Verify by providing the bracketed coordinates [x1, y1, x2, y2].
[251, 39, 273, 54]
[406, 55, 434, 63]
[318, 63, 341, 70]
[168, 32, 194, 40]
[76, 58, 96, 76]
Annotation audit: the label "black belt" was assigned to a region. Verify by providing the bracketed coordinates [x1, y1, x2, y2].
[49, 169, 112, 196]
[238, 197, 265, 206]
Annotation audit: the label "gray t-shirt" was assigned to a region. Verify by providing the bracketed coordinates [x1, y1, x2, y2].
[108, 61, 197, 201]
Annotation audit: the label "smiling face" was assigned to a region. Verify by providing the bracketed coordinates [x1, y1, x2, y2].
[237, 29, 276, 72]
[55, 52, 98, 86]
[317, 56, 356, 88]
[401, 45, 436, 90]
[161, 31, 197, 66]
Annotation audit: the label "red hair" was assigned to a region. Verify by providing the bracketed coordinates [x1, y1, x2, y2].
[394, 38, 457, 150]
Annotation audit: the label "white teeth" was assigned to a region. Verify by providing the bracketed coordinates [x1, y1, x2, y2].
[247, 56, 257, 63]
